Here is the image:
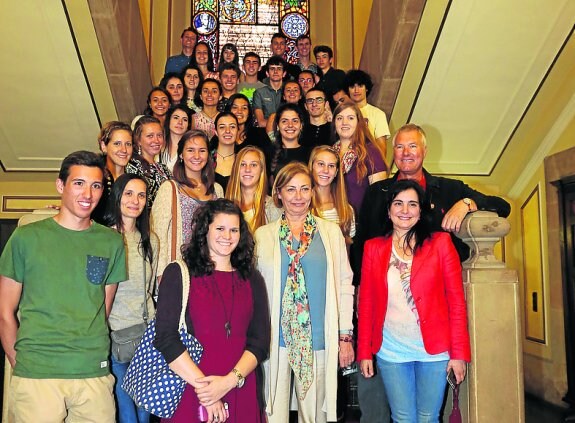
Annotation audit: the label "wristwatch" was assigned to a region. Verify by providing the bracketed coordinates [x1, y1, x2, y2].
[231, 368, 245, 388]
[462, 198, 472, 211]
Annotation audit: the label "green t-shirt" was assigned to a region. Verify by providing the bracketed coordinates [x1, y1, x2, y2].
[0, 218, 127, 379]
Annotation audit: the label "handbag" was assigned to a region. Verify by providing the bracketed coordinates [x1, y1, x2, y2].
[449, 384, 462, 423]
[122, 259, 203, 418]
[110, 256, 149, 363]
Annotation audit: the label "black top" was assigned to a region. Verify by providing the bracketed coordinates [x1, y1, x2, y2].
[353, 167, 512, 283]
[236, 127, 275, 178]
[272, 145, 311, 178]
[301, 122, 333, 149]
[316, 67, 346, 99]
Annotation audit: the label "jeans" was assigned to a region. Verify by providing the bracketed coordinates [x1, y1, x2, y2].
[111, 355, 151, 423]
[357, 363, 391, 423]
[376, 357, 448, 423]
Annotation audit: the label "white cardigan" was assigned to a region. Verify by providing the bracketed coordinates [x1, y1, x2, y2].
[151, 180, 223, 277]
[254, 216, 354, 421]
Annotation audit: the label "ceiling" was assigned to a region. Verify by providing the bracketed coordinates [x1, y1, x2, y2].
[1, 0, 574, 199]
[388, 0, 575, 195]
[0, 1, 102, 174]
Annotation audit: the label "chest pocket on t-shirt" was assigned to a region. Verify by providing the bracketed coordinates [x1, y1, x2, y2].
[86, 255, 109, 285]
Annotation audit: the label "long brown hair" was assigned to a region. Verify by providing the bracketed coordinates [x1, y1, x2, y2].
[308, 146, 354, 240]
[331, 101, 385, 182]
[225, 146, 269, 232]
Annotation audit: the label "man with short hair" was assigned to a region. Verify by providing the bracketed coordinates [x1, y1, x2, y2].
[354, 124, 510, 423]
[238, 52, 266, 103]
[358, 123, 511, 258]
[253, 56, 286, 128]
[314, 45, 346, 99]
[218, 62, 241, 111]
[302, 88, 332, 148]
[295, 34, 318, 74]
[258, 32, 300, 81]
[344, 69, 390, 157]
[297, 70, 316, 95]
[0, 151, 127, 422]
[164, 27, 198, 75]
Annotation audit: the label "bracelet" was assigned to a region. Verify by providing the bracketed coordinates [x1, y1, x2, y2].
[339, 336, 353, 343]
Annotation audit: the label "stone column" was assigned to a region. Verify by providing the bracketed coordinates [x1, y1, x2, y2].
[443, 211, 524, 422]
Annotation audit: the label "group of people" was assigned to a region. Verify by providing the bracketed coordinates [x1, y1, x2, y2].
[0, 25, 512, 423]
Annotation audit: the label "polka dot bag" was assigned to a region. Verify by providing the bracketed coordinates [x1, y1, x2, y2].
[122, 260, 203, 418]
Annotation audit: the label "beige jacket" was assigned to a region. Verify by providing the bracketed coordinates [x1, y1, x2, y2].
[254, 217, 354, 421]
[151, 180, 223, 277]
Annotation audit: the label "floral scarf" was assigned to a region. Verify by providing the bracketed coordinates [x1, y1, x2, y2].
[279, 212, 317, 399]
[333, 140, 358, 174]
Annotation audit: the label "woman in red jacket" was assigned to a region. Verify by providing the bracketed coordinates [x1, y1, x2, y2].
[357, 179, 470, 422]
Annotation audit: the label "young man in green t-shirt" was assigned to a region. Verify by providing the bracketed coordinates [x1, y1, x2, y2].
[0, 151, 127, 422]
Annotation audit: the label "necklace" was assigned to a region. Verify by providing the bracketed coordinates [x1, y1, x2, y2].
[211, 271, 235, 338]
[217, 150, 235, 160]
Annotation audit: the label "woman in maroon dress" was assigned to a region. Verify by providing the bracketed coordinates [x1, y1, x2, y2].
[154, 199, 270, 423]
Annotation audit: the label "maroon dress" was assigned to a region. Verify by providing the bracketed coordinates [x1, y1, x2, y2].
[163, 270, 263, 422]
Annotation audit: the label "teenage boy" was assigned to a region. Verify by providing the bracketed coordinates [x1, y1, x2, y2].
[0, 151, 127, 422]
[238, 52, 266, 103]
[344, 69, 390, 156]
[296, 34, 318, 74]
[314, 45, 346, 99]
[219, 63, 241, 111]
[258, 33, 300, 81]
[164, 27, 198, 75]
[253, 56, 287, 128]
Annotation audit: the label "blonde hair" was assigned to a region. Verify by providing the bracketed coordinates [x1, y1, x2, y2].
[272, 162, 311, 209]
[225, 146, 269, 232]
[332, 101, 385, 182]
[308, 146, 354, 240]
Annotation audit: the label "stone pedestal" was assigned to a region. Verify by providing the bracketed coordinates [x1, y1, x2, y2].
[443, 211, 524, 422]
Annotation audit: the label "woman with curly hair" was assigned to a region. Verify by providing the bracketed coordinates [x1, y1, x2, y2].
[331, 101, 387, 217]
[225, 146, 281, 232]
[154, 199, 271, 423]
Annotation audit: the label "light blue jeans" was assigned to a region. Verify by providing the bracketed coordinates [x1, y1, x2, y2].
[111, 355, 150, 423]
[376, 356, 448, 423]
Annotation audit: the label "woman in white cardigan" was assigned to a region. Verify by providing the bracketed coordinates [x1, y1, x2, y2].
[151, 130, 223, 279]
[254, 162, 354, 423]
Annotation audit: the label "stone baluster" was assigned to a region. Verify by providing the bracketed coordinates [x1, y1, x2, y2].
[443, 211, 524, 422]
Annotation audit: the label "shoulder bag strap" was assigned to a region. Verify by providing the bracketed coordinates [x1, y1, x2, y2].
[176, 259, 190, 331]
[142, 255, 149, 323]
[170, 180, 178, 262]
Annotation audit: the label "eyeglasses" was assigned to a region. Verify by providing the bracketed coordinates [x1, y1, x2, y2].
[298, 78, 313, 83]
[305, 97, 325, 104]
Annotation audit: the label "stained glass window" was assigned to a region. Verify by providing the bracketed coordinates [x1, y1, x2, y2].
[192, 0, 309, 67]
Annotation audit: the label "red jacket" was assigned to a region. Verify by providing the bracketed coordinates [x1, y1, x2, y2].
[357, 232, 471, 362]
